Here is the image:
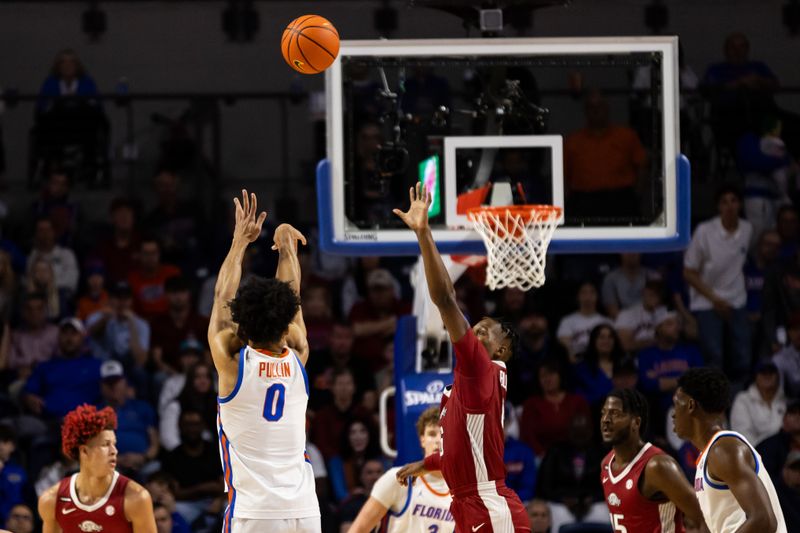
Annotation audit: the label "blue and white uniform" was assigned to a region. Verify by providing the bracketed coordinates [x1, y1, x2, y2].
[218, 345, 320, 533]
[372, 467, 454, 533]
[694, 430, 786, 533]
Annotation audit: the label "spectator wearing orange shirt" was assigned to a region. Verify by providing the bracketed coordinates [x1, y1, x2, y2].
[564, 90, 647, 222]
[128, 237, 180, 319]
[76, 263, 108, 321]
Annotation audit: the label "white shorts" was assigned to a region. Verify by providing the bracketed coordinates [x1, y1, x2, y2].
[230, 516, 321, 533]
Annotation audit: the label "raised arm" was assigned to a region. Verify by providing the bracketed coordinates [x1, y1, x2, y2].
[208, 190, 267, 380]
[272, 224, 310, 364]
[644, 454, 707, 528]
[707, 437, 778, 533]
[393, 183, 468, 343]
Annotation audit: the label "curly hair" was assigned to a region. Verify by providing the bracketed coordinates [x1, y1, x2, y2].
[229, 276, 300, 345]
[62, 404, 117, 460]
[608, 388, 649, 436]
[416, 406, 440, 437]
[677, 367, 731, 414]
[498, 318, 519, 359]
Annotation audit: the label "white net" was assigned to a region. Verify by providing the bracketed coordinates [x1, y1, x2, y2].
[467, 205, 562, 291]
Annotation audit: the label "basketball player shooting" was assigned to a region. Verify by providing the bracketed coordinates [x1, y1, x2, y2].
[600, 389, 706, 533]
[208, 190, 320, 533]
[672, 367, 786, 533]
[393, 183, 530, 533]
[38, 404, 156, 533]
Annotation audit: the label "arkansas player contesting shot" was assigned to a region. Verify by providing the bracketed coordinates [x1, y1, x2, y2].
[38, 404, 156, 533]
[393, 184, 530, 533]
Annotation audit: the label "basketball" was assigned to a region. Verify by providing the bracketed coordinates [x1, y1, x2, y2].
[281, 15, 340, 75]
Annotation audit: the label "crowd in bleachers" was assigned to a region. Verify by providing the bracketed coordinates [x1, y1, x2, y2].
[0, 30, 800, 533]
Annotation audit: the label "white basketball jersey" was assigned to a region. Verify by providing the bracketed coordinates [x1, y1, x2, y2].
[372, 467, 455, 533]
[217, 346, 320, 520]
[694, 430, 785, 533]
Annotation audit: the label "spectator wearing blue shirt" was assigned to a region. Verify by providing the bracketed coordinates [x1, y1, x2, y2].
[36, 49, 100, 115]
[99, 360, 159, 477]
[638, 310, 703, 428]
[0, 425, 28, 524]
[146, 472, 192, 533]
[504, 402, 537, 503]
[573, 324, 625, 408]
[21, 317, 101, 419]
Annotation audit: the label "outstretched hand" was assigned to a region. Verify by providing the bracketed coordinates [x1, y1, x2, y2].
[393, 182, 432, 233]
[271, 223, 307, 252]
[395, 460, 427, 487]
[233, 189, 267, 243]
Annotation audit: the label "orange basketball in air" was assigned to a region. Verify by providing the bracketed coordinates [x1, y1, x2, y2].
[281, 15, 340, 75]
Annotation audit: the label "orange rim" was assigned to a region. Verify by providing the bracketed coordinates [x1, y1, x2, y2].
[466, 204, 562, 222]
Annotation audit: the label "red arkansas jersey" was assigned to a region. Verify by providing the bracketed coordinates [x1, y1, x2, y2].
[601, 442, 684, 533]
[55, 471, 133, 532]
[438, 329, 508, 495]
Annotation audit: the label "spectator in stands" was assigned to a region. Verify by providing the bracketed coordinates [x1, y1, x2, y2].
[349, 268, 410, 372]
[776, 205, 800, 260]
[777, 452, 800, 530]
[161, 409, 223, 524]
[3, 504, 33, 533]
[154, 503, 177, 533]
[337, 458, 385, 532]
[87, 281, 149, 371]
[24, 258, 61, 320]
[158, 339, 204, 435]
[615, 279, 666, 352]
[0, 425, 27, 524]
[99, 360, 159, 475]
[92, 197, 141, 284]
[128, 237, 180, 319]
[34, 450, 76, 498]
[340, 257, 393, 318]
[744, 230, 781, 343]
[507, 311, 568, 406]
[564, 90, 647, 221]
[536, 415, 607, 531]
[573, 324, 625, 408]
[145, 472, 191, 533]
[30, 167, 80, 247]
[27, 217, 78, 296]
[21, 317, 100, 419]
[496, 288, 530, 326]
[144, 170, 205, 270]
[774, 314, 800, 397]
[556, 282, 611, 361]
[763, 235, 800, 351]
[702, 32, 779, 149]
[638, 309, 703, 428]
[301, 284, 335, 352]
[7, 293, 58, 375]
[160, 362, 216, 451]
[738, 116, 796, 242]
[504, 402, 537, 503]
[311, 368, 373, 460]
[150, 276, 207, 374]
[306, 322, 373, 411]
[683, 185, 752, 387]
[730, 360, 786, 446]
[601, 253, 655, 318]
[521, 358, 591, 457]
[527, 499, 552, 533]
[75, 262, 108, 321]
[36, 49, 99, 114]
[328, 417, 382, 503]
[757, 400, 800, 481]
[612, 357, 639, 391]
[0, 251, 15, 322]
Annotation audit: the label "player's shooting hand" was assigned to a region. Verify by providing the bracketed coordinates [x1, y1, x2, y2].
[396, 460, 427, 486]
[233, 189, 267, 243]
[392, 182, 432, 234]
[271, 223, 307, 252]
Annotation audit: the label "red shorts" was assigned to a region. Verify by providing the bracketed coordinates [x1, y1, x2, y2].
[451, 482, 530, 533]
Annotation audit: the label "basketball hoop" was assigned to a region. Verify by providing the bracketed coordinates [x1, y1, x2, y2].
[467, 205, 562, 291]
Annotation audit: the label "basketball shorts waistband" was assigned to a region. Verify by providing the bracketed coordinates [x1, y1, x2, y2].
[451, 479, 507, 499]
